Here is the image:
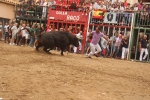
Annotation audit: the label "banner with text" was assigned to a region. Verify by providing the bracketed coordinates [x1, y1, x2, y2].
[49, 10, 87, 22]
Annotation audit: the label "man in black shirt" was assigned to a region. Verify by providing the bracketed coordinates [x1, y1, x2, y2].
[139, 35, 148, 61]
[121, 36, 129, 60]
[70, 0, 77, 10]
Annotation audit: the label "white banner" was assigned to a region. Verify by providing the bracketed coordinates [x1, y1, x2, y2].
[103, 12, 117, 23]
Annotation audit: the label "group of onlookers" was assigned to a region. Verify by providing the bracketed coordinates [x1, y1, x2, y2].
[88, 0, 150, 12]
[17, 0, 150, 18]
[84, 27, 149, 62]
[53, 0, 150, 12]
[85, 28, 130, 60]
[16, 0, 51, 19]
[2, 22, 82, 51]
[0, 21, 149, 62]
[3, 22, 45, 48]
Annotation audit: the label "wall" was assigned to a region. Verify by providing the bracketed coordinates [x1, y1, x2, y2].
[0, 2, 15, 20]
[0, 2, 16, 39]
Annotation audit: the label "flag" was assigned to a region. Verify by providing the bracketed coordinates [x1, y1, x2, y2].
[92, 10, 106, 19]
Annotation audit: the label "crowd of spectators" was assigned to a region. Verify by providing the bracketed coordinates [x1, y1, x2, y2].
[17, 0, 150, 12]
[3, 22, 46, 48]
[1, 21, 150, 62]
[15, 0, 150, 27]
[89, 0, 150, 12]
[1, 0, 149, 62]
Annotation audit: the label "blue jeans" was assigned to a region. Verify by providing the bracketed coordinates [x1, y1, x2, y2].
[106, 47, 110, 56]
[113, 46, 120, 58]
[5, 32, 9, 39]
[29, 37, 34, 46]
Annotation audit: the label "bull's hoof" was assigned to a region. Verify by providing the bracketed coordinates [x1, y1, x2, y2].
[36, 48, 39, 51]
[46, 51, 51, 54]
[66, 51, 69, 55]
[61, 53, 64, 56]
[45, 51, 50, 54]
[46, 52, 50, 54]
[36, 47, 39, 51]
[43, 49, 51, 54]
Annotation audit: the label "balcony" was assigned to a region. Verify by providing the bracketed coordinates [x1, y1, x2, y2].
[15, 4, 49, 21]
[134, 11, 150, 28]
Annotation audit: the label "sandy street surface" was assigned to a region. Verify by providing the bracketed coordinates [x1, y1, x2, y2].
[0, 41, 150, 100]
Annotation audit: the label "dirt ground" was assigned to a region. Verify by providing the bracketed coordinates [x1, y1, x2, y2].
[0, 42, 150, 100]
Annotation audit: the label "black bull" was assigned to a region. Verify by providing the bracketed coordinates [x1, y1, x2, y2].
[36, 31, 79, 55]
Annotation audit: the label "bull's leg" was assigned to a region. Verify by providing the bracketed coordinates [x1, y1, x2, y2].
[36, 43, 42, 51]
[43, 44, 54, 54]
[43, 47, 50, 53]
[60, 46, 66, 56]
[47, 46, 54, 53]
[61, 50, 64, 56]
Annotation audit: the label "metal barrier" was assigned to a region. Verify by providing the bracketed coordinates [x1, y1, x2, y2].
[15, 4, 48, 26]
[134, 11, 150, 28]
[47, 8, 90, 53]
[128, 11, 150, 63]
[14, 4, 150, 62]
[87, 11, 134, 58]
[90, 11, 133, 26]
[15, 5, 49, 19]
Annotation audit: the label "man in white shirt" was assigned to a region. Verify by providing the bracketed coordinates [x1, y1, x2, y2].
[49, 0, 56, 9]
[11, 23, 18, 45]
[0, 22, 2, 40]
[133, 3, 138, 11]
[101, 36, 110, 57]
[25, 24, 31, 46]
[101, 37, 108, 50]
[73, 31, 83, 53]
[21, 24, 27, 46]
[4, 23, 9, 43]
[94, 1, 99, 10]
[89, 2, 94, 11]
[42, 1, 48, 18]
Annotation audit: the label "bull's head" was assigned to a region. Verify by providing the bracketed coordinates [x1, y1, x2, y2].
[72, 36, 79, 47]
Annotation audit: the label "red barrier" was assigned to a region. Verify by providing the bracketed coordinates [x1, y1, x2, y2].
[48, 10, 87, 22]
[47, 8, 89, 54]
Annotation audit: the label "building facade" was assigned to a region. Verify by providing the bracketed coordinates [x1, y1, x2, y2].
[0, 0, 20, 39]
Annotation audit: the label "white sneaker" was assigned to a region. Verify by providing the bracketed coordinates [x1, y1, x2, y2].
[66, 51, 68, 53]
[12, 43, 15, 45]
[9, 43, 12, 45]
[34, 46, 36, 48]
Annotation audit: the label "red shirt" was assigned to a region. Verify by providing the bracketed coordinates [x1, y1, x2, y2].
[124, 2, 128, 7]
[89, 39, 92, 43]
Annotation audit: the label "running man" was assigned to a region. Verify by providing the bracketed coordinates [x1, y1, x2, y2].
[87, 27, 105, 58]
